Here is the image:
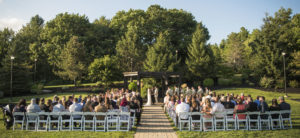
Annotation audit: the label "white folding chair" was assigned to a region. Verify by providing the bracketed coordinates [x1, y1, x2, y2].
[236, 112, 248, 130]
[106, 112, 119, 131]
[48, 112, 60, 131]
[37, 112, 49, 131]
[202, 114, 214, 131]
[225, 110, 236, 130]
[259, 112, 270, 130]
[178, 112, 191, 131]
[170, 110, 177, 127]
[83, 112, 95, 131]
[280, 110, 292, 129]
[119, 112, 130, 131]
[60, 112, 72, 131]
[13, 112, 25, 130]
[190, 112, 202, 131]
[269, 111, 282, 130]
[214, 112, 226, 131]
[71, 112, 83, 131]
[26, 112, 38, 131]
[247, 112, 260, 130]
[130, 109, 136, 127]
[95, 112, 106, 132]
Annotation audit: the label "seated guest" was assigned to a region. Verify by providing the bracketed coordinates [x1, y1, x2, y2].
[175, 98, 190, 120]
[46, 99, 53, 112]
[111, 96, 119, 109]
[13, 99, 27, 113]
[278, 96, 291, 118]
[233, 98, 246, 119]
[39, 98, 47, 111]
[83, 100, 93, 112]
[94, 103, 107, 120]
[245, 97, 258, 112]
[201, 98, 213, 130]
[27, 98, 41, 113]
[254, 96, 260, 107]
[130, 98, 141, 125]
[258, 96, 269, 113]
[69, 98, 83, 119]
[210, 97, 225, 118]
[269, 99, 280, 111]
[65, 96, 73, 109]
[53, 100, 66, 112]
[36, 98, 40, 105]
[245, 97, 258, 120]
[52, 100, 65, 119]
[168, 96, 176, 111]
[279, 96, 290, 110]
[224, 96, 235, 109]
[120, 96, 130, 112]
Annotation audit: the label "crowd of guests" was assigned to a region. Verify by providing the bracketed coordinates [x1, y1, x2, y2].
[164, 86, 291, 129]
[12, 88, 143, 125]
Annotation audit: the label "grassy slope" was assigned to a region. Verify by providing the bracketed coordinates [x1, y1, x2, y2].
[0, 92, 134, 138]
[177, 88, 300, 138]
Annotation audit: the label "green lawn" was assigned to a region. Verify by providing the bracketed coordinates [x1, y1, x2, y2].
[43, 81, 128, 88]
[176, 88, 300, 138]
[0, 92, 134, 138]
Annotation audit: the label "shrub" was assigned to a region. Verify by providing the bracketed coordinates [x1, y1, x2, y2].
[232, 76, 242, 86]
[218, 78, 231, 86]
[248, 82, 255, 87]
[259, 76, 274, 88]
[128, 82, 138, 91]
[0, 91, 3, 98]
[75, 80, 82, 86]
[46, 79, 66, 85]
[275, 79, 284, 89]
[141, 86, 147, 99]
[96, 81, 102, 86]
[289, 80, 299, 88]
[62, 86, 69, 90]
[31, 83, 44, 94]
[92, 87, 101, 93]
[203, 78, 214, 87]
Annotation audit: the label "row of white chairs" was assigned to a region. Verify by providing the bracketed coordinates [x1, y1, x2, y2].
[13, 110, 136, 132]
[167, 109, 292, 131]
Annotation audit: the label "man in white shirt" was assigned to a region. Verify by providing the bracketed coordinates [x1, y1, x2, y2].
[176, 98, 190, 119]
[166, 87, 173, 96]
[69, 98, 83, 119]
[210, 97, 225, 118]
[27, 98, 41, 113]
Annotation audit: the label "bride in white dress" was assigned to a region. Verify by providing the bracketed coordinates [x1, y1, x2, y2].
[145, 88, 152, 106]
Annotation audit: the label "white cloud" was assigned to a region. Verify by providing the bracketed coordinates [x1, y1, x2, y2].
[0, 18, 26, 31]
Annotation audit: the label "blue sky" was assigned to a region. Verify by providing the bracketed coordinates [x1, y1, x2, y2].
[0, 0, 299, 44]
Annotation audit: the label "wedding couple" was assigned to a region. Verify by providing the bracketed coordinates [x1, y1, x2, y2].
[145, 87, 159, 106]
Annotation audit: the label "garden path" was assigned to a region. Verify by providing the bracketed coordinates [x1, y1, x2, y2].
[134, 103, 177, 138]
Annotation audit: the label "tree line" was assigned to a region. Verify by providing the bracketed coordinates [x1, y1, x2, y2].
[0, 5, 299, 96]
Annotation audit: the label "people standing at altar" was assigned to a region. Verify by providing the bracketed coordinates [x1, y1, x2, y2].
[151, 87, 155, 104]
[174, 86, 180, 96]
[154, 87, 159, 103]
[166, 87, 173, 96]
[197, 86, 203, 94]
[191, 87, 196, 95]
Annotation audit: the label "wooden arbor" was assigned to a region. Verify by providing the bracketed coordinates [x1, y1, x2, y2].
[123, 72, 182, 98]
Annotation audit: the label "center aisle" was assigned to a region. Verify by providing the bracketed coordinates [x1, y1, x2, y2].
[134, 103, 177, 138]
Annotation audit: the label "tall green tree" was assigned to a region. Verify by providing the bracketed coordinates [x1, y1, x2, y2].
[144, 31, 178, 72]
[88, 55, 120, 88]
[116, 25, 146, 71]
[57, 36, 86, 85]
[186, 23, 214, 79]
[41, 13, 90, 72]
[253, 8, 297, 82]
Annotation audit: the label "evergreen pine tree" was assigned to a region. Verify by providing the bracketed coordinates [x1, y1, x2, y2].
[186, 23, 214, 79]
[144, 31, 178, 72]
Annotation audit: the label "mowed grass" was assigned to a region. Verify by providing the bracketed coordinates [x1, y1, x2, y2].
[0, 92, 134, 138]
[177, 88, 300, 138]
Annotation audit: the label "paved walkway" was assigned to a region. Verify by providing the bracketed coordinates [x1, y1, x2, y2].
[134, 103, 177, 138]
